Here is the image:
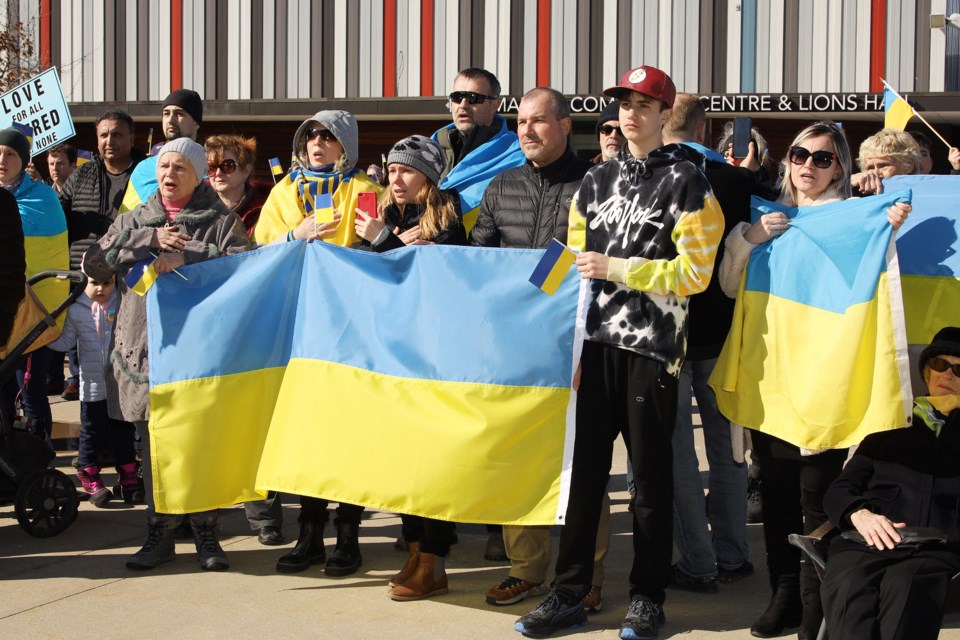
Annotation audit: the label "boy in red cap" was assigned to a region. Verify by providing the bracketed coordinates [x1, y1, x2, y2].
[515, 66, 724, 639]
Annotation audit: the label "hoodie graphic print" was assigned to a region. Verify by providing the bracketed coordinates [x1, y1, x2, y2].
[568, 144, 724, 375]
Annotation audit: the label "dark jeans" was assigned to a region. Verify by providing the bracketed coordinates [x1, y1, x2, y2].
[18, 346, 54, 436]
[400, 514, 456, 557]
[67, 347, 79, 386]
[553, 341, 678, 604]
[299, 495, 364, 527]
[78, 399, 137, 468]
[750, 430, 847, 578]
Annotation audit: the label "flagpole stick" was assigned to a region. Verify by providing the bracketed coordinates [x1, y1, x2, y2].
[912, 110, 953, 149]
[150, 252, 189, 281]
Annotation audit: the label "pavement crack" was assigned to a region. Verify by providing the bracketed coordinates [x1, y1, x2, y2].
[0, 577, 127, 620]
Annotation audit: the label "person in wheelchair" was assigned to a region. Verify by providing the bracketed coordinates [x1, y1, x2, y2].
[821, 326, 960, 640]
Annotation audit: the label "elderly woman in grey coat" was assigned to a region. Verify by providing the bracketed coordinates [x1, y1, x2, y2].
[83, 138, 251, 572]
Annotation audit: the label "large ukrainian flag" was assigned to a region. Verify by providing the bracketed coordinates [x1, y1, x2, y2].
[885, 175, 960, 393]
[709, 191, 913, 450]
[147, 241, 582, 524]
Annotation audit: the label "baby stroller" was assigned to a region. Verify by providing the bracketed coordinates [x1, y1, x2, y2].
[0, 270, 86, 537]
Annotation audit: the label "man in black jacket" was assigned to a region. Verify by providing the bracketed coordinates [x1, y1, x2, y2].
[473, 87, 599, 609]
[659, 94, 775, 597]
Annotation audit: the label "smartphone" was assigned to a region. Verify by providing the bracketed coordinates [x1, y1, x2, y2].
[358, 191, 377, 219]
[732, 117, 752, 158]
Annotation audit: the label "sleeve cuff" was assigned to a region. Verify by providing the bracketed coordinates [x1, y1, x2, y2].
[606, 257, 628, 283]
[371, 226, 392, 247]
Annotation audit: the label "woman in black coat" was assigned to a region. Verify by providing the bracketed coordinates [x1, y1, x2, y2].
[821, 326, 960, 640]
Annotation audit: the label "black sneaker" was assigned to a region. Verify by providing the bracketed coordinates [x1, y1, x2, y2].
[514, 591, 586, 637]
[717, 560, 754, 584]
[620, 598, 665, 640]
[668, 565, 718, 594]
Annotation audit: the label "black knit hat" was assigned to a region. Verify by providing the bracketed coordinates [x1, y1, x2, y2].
[0, 127, 31, 169]
[919, 326, 960, 379]
[596, 100, 620, 137]
[162, 89, 203, 124]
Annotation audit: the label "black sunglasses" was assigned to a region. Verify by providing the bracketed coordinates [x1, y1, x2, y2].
[928, 356, 960, 376]
[788, 146, 837, 169]
[599, 124, 623, 137]
[207, 159, 238, 174]
[307, 128, 338, 143]
[449, 91, 496, 105]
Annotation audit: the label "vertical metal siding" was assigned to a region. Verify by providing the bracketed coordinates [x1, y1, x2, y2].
[523, 0, 538, 91]
[930, 0, 947, 92]
[725, 0, 740, 92]
[334, 0, 348, 98]
[855, 0, 871, 91]
[227, 1, 241, 99]
[741, 0, 758, 93]
[240, 0, 253, 99]
[262, 0, 275, 100]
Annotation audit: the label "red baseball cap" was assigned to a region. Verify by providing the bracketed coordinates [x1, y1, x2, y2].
[603, 66, 676, 108]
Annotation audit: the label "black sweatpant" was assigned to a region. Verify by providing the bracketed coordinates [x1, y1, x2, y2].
[553, 341, 678, 604]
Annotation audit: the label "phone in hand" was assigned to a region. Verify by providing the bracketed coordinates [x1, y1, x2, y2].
[732, 117, 752, 158]
[358, 191, 377, 219]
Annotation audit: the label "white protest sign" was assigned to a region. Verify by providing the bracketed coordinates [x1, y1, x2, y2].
[0, 67, 75, 156]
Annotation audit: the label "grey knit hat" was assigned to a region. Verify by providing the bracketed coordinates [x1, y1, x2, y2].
[157, 138, 207, 182]
[293, 110, 359, 172]
[387, 135, 445, 185]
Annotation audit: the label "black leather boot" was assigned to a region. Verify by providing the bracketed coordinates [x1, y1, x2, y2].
[750, 573, 802, 638]
[325, 521, 362, 576]
[276, 520, 326, 573]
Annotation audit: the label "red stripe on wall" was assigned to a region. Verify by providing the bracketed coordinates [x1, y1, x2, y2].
[420, 0, 434, 96]
[536, 0, 550, 86]
[170, 0, 183, 90]
[383, 0, 398, 97]
[39, 0, 51, 68]
[869, 0, 885, 92]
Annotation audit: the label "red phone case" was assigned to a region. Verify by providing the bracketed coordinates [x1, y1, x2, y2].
[358, 191, 377, 219]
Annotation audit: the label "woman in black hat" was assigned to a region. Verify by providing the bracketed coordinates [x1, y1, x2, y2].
[821, 327, 960, 640]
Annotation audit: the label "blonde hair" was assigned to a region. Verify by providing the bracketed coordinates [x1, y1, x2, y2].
[857, 128, 921, 175]
[779, 121, 852, 206]
[378, 173, 458, 241]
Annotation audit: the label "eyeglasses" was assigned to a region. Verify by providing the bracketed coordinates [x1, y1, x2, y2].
[207, 159, 238, 174]
[788, 146, 837, 169]
[599, 124, 623, 137]
[307, 128, 338, 143]
[448, 91, 496, 105]
[928, 357, 960, 376]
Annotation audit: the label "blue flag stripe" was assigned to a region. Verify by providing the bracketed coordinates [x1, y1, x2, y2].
[529, 240, 567, 288]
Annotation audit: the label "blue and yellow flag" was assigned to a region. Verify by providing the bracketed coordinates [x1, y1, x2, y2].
[12, 121, 33, 150]
[434, 115, 525, 233]
[147, 242, 582, 523]
[530, 239, 576, 295]
[268, 157, 283, 181]
[883, 81, 914, 131]
[146, 127, 154, 151]
[884, 175, 960, 392]
[709, 191, 913, 450]
[76, 149, 93, 166]
[124, 255, 159, 296]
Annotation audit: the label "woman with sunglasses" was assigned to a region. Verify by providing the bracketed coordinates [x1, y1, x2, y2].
[821, 326, 960, 640]
[252, 110, 382, 578]
[716, 121, 910, 639]
[204, 135, 270, 237]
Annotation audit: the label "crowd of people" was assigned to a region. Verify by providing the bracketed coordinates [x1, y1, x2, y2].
[1, 63, 958, 640]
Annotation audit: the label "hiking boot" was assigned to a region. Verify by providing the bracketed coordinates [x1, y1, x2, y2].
[126, 518, 176, 570]
[484, 529, 508, 561]
[582, 585, 603, 614]
[116, 462, 144, 504]
[750, 573, 801, 638]
[668, 565, 718, 594]
[389, 541, 420, 587]
[717, 560, 754, 584]
[77, 465, 112, 507]
[276, 521, 326, 573]
[325, 521, 362, 577]
[388, 552, 448, 601]
[514, 590, 586, 637]
[257, 525, 285, 546]
[191, 513, 229, 571]
[486, 575, 548, 605]
[620, 598, 665, 640]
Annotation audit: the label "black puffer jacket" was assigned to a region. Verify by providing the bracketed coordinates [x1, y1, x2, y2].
[60, 149, 147, 246]
[0, 188, 25, 345]
[470, 148, 591, 249]
[361, 189, 467, 252]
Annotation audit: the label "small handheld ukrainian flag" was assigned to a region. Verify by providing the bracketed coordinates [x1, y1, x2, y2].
[147, 127, 154, 151]
[77, 150, 93, 166]
[316, 191, 333, 223]
[882, 80, 914, 131]
[529, 238, 576, 296]
[125, 255, 160, 297]
[268, 157, 283, 183]
[12, 121, 34, 151]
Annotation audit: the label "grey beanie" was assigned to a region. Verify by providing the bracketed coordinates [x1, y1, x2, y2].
[293, 110, 359, 172]
[157, 138, 207, 183]
[0, 127, 31, 170]
[387, 135, 445, 185]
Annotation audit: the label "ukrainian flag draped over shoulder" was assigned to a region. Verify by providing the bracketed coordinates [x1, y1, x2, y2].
[118, 156, 157, 214]
[15, 175, 69, 327]
[147, 242, 582, 524]
[434, 115, 525, 233]
[709, 191, 912, 450]
[252, 168, 382, 246]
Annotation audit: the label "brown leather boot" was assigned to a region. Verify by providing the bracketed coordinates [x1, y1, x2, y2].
[388, 541, 421, 587]
[387, 552, 448, 601]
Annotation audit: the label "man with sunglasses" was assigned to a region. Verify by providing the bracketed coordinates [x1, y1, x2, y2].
[432, 68, 525, 232]
[594, 100, 624, 164]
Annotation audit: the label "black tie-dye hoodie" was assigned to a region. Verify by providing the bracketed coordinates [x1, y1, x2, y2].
[568, 143, 724, 376]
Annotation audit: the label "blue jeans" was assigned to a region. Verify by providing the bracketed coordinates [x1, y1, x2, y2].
[78, 399, 137, 468]
[672, 357, 749, 578]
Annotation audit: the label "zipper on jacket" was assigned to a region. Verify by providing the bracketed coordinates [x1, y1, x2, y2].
[532, 168, 547, 248]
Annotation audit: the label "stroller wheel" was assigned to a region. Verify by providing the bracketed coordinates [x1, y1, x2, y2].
[15, 469, 79, 537]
